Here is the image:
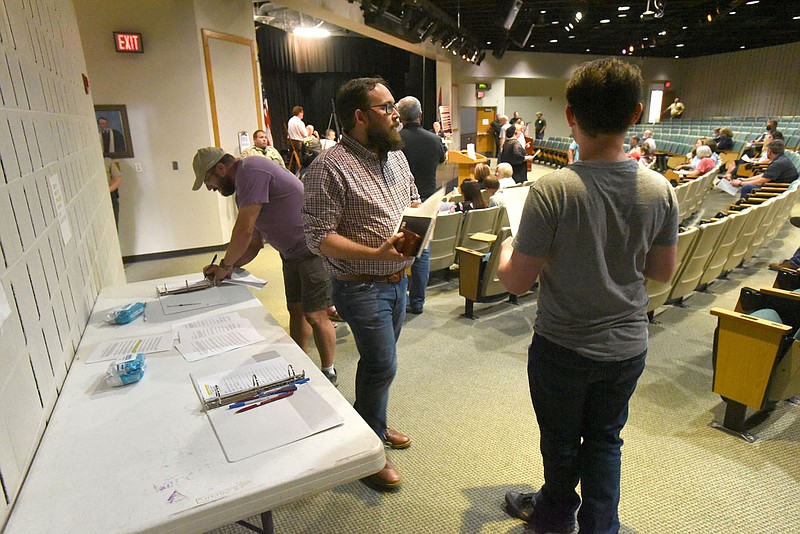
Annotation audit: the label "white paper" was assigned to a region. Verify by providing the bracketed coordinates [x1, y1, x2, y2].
[223, 269, 267, 290]
[86, 333, 174, 364]
[171, 312, 246, 333]
[715, 178, 740, 196]
[467, 143, 476, 160]
[741, 154, 752, 163]
[193, 356, 295, 403]
[176, 327, 265, 362]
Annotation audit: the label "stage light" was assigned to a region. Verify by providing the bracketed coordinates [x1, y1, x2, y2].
[497, 0, 523, 30]
[420, 21, 437, 42]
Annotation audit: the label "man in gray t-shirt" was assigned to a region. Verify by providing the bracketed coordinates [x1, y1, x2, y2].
[498, 59, 678, 534]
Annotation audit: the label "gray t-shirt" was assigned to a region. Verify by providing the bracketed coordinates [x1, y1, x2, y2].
[513, 159, 678, 361]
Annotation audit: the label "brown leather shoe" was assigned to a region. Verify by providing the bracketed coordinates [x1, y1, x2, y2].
[768, 259, 799, 272]
[384, 428, 412, 449]
[361, 458, 401, 491]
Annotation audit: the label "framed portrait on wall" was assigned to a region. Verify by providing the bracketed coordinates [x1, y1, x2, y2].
[94, 104, 134, 158]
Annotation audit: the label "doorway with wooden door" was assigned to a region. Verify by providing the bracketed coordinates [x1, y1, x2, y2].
[476, 107, 496, 157]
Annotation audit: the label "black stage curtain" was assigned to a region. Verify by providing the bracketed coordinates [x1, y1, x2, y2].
[255, 24, 436, 153]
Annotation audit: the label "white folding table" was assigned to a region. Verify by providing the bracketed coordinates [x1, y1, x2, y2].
[3, 276, 384, 533]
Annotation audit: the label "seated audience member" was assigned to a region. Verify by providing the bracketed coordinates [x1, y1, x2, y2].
[484, 176, 506, 208]
[473, 162, 491, 184]
[682, 145, 716, 178]
[241, 129, 287, 168]
[723, 131, 783, 179]
[641, 130, 656, 152]
[747, 119, 778, 156]
[305, 124, 320, 139]
[454, 179, 488, 213]
[716, 127, 734, 151]
[495, 162, 516, 188]
[769, 217, 800, 271]
[320, 129, 337, 150]
[627, 136, 641, 159]
[638, 143, 656, 167]
[431, 121, 447, 142]
[727, 139, 798, 197]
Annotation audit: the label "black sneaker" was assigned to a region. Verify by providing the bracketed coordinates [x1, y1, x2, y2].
[322, 368, 338, 387]
[504, 491, 575, 533]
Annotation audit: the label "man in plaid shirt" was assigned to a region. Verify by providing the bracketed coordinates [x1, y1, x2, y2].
[302, 77, 419, 491]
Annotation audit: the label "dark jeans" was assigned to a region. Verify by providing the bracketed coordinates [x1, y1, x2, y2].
[528, 334, 647, 534]
[535, 132, 544, 140]
[408, 246, 430, 311]
[332, 276, 407, 437]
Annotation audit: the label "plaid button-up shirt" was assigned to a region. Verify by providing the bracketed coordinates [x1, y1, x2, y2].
[302, 134, 420, 276]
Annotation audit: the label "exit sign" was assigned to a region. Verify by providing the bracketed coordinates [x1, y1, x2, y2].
[114, 32, 143, 53]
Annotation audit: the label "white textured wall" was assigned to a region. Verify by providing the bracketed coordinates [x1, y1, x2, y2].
[0, 0, 124, 524]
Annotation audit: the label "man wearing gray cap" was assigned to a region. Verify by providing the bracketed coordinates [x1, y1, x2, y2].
[191, 147, 338, 385]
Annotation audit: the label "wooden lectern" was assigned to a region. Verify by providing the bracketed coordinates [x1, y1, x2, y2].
[447, 150, 489, 187]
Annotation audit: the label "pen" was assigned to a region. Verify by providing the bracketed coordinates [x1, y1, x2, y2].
[228, 385, 298, 409]
[210, 254, 218, 266]
[235, 391, 294, 414]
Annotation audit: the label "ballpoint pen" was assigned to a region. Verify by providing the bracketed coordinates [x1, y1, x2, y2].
[235, 391, 294, 414]
[228, 385, 298, 409]
[210, 254, 218, 266]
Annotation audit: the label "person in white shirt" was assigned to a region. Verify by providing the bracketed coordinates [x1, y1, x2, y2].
[288, 105, 307, 142]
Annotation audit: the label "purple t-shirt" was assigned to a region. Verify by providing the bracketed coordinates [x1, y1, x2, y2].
[235, 157, 308, 259]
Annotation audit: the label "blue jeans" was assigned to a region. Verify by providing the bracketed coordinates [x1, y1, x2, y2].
[332, 276, 407, 437]
[791, 246, 800, 266]
[409, 246, 430, 311]
[741, 183, 761, 198]
[528, 334, 647, 534]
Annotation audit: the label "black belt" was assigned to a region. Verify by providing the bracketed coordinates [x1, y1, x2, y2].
[336, 271, 405, 284]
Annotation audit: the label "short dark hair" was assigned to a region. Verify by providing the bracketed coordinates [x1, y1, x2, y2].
[505, 125, 517, 139]
[336, 77, 389, 132]
[771, 130, 784, 140]
[767, 120, 778, 130]
[566, 58, 642, 136]
[768, 139, 785, 156]
[292, 106, 304, 116]
[252, 129, 265, 138]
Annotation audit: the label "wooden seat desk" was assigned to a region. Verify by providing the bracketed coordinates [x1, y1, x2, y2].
[3, 277, 384, 533]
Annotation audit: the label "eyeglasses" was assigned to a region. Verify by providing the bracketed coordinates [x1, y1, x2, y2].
[366, 102, 398, 116]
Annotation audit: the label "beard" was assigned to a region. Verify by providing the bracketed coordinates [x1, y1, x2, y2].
[365, 121, 404, 155]
[211, 169, 235, 197]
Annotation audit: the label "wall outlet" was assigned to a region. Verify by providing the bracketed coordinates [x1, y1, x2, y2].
[172, 161, 179, 170]
[134, 163, 143, 172]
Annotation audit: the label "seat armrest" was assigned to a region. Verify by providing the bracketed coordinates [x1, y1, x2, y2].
[468, 232, 498, 243]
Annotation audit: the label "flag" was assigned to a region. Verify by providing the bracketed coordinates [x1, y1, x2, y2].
[263, 98, 274, 146]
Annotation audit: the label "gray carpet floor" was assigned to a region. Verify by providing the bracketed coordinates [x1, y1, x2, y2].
[125, 184, 800, 534]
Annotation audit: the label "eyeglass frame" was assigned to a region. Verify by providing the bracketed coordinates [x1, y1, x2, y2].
[364, 102, 398, 116]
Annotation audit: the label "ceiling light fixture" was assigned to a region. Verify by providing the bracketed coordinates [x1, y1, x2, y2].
[729, 11, 737, 15]
[575, 11, 583, 22]
[549, 39, 558, 43]
[622, 49, 627, 55]
[600, 19, 611, 24]
[498, 0, 523, 30]
[676, 43, 684, 47]
[293, 22, 330, 38]
[618, 6, 630, 11]
[619, 14, 627, 17]
[745, 0, 759, 4]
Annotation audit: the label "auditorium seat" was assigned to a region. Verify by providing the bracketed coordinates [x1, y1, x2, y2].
[456, 206, 500, 254]
[710, 286, 800, 441]
[698, 210, 750, 287]
[428, 211, 463, 273]
[667, 217, 729, 304]
[455, 227, 518, 319]
[645, 226, 698, 315]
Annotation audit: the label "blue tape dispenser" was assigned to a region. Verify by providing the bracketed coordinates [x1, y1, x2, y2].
[107, 302, 145, 324]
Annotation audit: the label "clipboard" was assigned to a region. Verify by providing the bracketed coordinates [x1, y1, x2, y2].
[157, 278, 212, 296]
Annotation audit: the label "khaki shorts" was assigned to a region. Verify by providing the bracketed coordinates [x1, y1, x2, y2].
[281, 253, 332, 313]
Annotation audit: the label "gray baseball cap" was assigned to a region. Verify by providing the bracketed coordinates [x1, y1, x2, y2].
[192, 147, 226, 190]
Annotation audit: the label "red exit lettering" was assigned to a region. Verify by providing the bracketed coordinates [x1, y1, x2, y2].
[114, 32, 143, 53]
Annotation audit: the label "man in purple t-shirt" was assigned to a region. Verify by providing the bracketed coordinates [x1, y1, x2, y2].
[191, 147, 338, 385]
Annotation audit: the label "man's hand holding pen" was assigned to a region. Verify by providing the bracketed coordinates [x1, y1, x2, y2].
[203, 253, 233, 286]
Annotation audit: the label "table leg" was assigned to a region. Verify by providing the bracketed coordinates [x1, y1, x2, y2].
[236, 510, 274, 534]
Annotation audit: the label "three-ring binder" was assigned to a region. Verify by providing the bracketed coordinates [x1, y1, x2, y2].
[202, 365, 305, 410]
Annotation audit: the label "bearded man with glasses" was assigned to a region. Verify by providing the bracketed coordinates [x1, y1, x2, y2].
[302, 77, 419, 491]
